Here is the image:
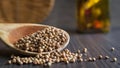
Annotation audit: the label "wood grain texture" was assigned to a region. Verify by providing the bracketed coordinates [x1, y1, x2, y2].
[0, 0, 54, 23]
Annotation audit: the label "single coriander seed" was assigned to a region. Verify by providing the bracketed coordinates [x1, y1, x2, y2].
[98, 55, 103, 59]
[105, 56, 109, 60]
[111, 47, 115, 51]
[92, 57, 96, 61]
[111, 58, 117, 62]
[83, 48, 87, 53]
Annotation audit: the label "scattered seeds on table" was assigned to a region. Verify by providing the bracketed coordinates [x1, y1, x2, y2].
[7, 46, 119, 66]
[7, 25, 119, 66]
[8, 49, 82, 65]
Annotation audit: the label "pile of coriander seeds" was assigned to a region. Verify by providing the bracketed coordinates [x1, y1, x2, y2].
[14, 26, 67, 53]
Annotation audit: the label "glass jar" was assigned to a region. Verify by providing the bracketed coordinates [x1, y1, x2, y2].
[77, 0, 110, 33]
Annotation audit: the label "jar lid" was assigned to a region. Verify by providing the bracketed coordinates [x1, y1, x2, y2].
[0, 0, 54, 23]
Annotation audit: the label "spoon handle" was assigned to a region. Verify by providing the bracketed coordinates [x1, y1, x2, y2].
[0, 24, 9, 33]
[0, 24, 7, 36]
[0, 23, 14, 37]
[0, 23, 22, 32]
[0, 30, 6, 35]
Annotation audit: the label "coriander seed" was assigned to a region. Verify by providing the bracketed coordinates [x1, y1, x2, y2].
[105, 56, 109, 60]
[8, 60, 12, 64]
[79, 58, 83, 62]
[111, 47, 115, 51]
[92, 57, 96, 61]
[83, 48, 87, 53]
[88, 57, 92, 61]
[111, 58, 117, 62]
[98, 55, 103, 60]
[77, 50, 80, 54]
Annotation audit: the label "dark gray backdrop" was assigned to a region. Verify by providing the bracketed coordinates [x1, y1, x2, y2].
[43, 0, 120, 31]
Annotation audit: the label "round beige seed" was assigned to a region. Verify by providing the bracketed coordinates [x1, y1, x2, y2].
[77, 50, 80, 54]
[47, 62, 52, 66]
[92, 57, 96, 61]
[111, 58, 117, 62]
[105, 56, 109, 59]
[66, 61, 69, 64]
[8, 60, 12, 64]
[88, 57, 92, 61]
[98, 55, 103, 59]
[83, 48, 87, 53]
[111, 47, 115, 51]
[18, 61, 23, 65]
[79, 58, 83, 62]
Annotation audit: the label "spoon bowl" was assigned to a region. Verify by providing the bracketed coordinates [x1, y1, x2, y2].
[0, 24, 70, 55]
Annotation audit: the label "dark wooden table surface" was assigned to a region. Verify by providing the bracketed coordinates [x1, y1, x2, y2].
[0, 0, 120, 68]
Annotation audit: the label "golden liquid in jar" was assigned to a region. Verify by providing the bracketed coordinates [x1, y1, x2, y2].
[77, 0, 110, 33]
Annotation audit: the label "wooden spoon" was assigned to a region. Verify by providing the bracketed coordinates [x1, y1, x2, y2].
[0, 24, 70, 55]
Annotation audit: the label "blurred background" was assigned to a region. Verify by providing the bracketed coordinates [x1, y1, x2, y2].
[43, 0, 120, 32]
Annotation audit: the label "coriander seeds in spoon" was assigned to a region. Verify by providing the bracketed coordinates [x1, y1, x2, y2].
[0, 24, 70, 55]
